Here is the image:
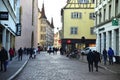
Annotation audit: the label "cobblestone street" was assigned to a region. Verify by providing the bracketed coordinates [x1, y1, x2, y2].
[15, 51, 120, 80]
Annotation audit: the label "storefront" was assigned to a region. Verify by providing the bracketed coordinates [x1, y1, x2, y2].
[61, 39, 96, 52]
[95, 18, 120, 63]
[0, 24, 15, 51]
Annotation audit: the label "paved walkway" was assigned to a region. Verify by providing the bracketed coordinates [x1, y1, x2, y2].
[0, 54, 29, 80]
[78, 55, 120, 74]
[0, 52, 120, 80]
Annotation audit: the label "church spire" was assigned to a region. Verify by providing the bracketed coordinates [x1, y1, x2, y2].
[50, 17, 54, 28]
[40, 3, 47, 19]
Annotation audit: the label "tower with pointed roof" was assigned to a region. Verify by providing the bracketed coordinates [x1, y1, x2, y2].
[50, 18, 54, 28]
[40, 3, 47, 19]
[61, 0, 96, 51]
[37, 3, 54, 49]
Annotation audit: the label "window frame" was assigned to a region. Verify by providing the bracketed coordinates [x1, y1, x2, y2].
[70, 27, 78, 34]
[71, 12, 82, 19]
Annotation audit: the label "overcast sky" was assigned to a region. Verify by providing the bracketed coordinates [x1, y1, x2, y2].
[38, 0, 67, 33]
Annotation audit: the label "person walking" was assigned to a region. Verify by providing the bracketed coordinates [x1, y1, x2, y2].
[33, 48, 37, 59]
[93, 51, 101, 72]
[108, 47, 114, 65]
[18, 47, 23, 61]
[9, 48, 14, 61]
[103, 48, 107, 65]
[29, 48, 34, 59]
[87, 50, 94, 72]
[0, 47, 8, 72]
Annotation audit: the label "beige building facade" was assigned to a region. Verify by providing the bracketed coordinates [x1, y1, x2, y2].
[54, 32, 61, 48]
[37, 3, 54, 50]
[15, 0, 38, 50]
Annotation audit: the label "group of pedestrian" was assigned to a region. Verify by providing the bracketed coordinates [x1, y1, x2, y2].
[17, 47, 39, 60]
[0, 46, 41, 72]
[87, 50, 101, 72]
[102, 47, 114, 65]
[87, 47, 115, 72]
[47, 46, 59, 55]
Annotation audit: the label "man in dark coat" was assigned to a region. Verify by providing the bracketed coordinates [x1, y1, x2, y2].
[0, 47, 8, 72]
[87, 50, 94, 72]
[93, 51, 101, 72]
[103, 48, 107, 65]
[18, 47, 23, 61]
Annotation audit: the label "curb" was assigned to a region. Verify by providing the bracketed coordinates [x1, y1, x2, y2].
[79, 59, 119, 74]
[99, 65, 118, 74]
[7, 59, 29, 80]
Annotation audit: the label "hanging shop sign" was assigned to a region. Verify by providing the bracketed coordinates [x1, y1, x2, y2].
[16, 23, 21, 36]
[112, 18, 119, 26]
[0, 12, 9, 20]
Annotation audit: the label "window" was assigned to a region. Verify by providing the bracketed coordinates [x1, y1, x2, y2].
[89, 13, 95, 19]
[40, 34, 46, 40]
[70, 27, 78, 34]
[99, 0, 101, 4]
[71, 12, 82, 19]
[103, 9, 106, 22]
[91, 0, 95, 3]
[109, 5, 111, 19]
[99, 11, 102, 24]
[14, 0, 17, 10]
[90, 27, 95, 34]
[41, 26, 46, 32]
[78, 0, 89, 3]
[41, 19, 46, 24]
[32, 0, 34, 25]
[115, 0, 118, 16]
[103, 33, 106, 49]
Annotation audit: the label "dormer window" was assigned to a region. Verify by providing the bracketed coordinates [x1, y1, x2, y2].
[78, 0, 89, 3]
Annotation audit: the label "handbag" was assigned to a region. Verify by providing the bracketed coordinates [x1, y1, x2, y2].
[113, 57, 116, 62]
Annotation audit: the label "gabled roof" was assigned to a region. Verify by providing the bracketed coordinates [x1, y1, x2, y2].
[64, 0, 93, 9]
[40, 3, 47, 19]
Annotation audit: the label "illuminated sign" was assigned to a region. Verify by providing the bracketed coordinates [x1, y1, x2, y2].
[67, 40, 71, 44]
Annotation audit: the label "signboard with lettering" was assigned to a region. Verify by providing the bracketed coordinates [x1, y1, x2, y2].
[0, 12, 9, 20]
[16, 23, 21, 36]
[112, 18, 119, 26]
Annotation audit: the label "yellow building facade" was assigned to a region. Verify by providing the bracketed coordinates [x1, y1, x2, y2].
[61, 0, 96, 51]
[54, 32, 61, 49]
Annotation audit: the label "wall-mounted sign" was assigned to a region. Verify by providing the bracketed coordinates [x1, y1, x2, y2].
[112, 18, 119, 26]
[16, 23, 21, 36]
[0, 12, 9, 20]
